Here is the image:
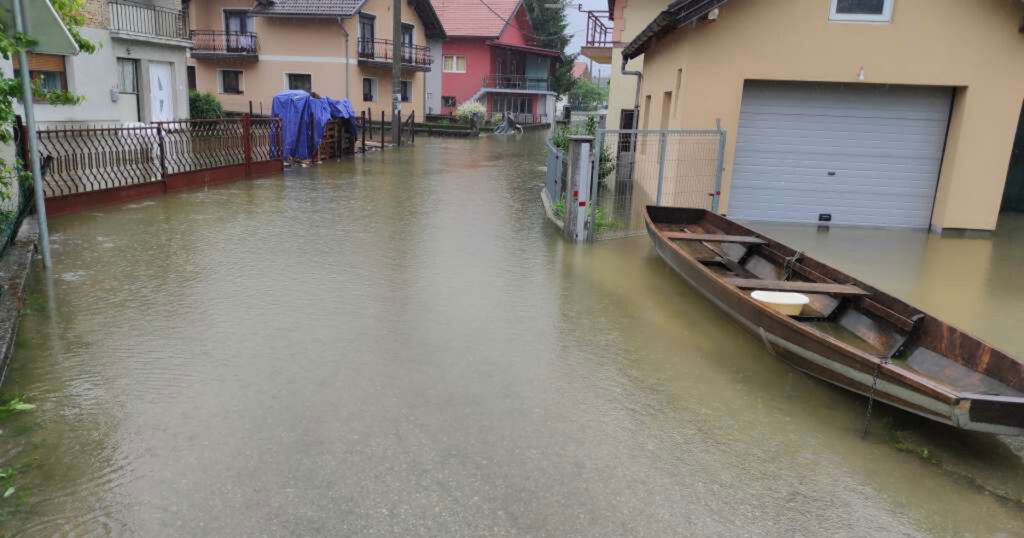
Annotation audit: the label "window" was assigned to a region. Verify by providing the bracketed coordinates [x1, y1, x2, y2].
[442, 55, 466, 73]
[829, 0, 893, 22]
[442, 96, 456, 108]
[224, 10, 254, 52]
[363, 77, 377, 101]
[400, 80, 411, 102]
[187, 65, 197, 91]
[221, 69, 243, 94]
[287, 73, 311, 92]
[13, 53, 68, 99]
[117, 58, 138, 93]
[401, 23, 414, 62]
[359, 14, 375, 57]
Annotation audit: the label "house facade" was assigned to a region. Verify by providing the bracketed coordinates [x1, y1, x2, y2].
[578, 0, 663, 131]
[9, 0, 192, 125]
[187, 0, 445, 118]
[624, 0, 1024, 232]
[432, 0, 558, 124]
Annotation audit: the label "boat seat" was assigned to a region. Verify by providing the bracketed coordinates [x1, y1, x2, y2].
[726, 278, 870, 297]
[664, 232, 767, 245]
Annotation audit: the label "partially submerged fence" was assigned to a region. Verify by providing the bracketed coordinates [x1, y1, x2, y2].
[357, 110, 416, 151]
[32, 116, 283, 214]
[544, 125, 726, 241]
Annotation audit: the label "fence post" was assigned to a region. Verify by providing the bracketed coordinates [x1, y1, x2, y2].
[564, 135, 594, 243]
[242, 113, 252, 176]
[276, 117, 284, 162]
[589, 129, 604, 241]
[381, 110, 385, 147]
[396, 110, 402, 148]
[411, 111, 415, 144]
[655, 132, 667, 206]
[156, 123, 167, 178]
[713, 118, 727, 214]
[361, 111, 367, 153]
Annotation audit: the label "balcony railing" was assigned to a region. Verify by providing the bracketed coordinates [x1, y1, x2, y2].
[357, 38, 432, 68]
[109, 0, 189, 41]
[191, 31, 259, 56]
[583, 10, 613, 47]
[481, 75, 551, 92]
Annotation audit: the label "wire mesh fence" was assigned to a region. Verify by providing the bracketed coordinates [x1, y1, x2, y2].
[591, 129, 725, 240]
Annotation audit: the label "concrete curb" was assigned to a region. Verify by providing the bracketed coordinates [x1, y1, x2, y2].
[0, 218, 38, 388]
[540, 188, 564, 231]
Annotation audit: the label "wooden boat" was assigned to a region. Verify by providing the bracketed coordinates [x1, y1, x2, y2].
[644, 206, 1024, 435]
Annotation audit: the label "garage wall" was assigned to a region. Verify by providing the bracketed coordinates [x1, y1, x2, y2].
[636, 0, 1024, 231]
[729, 81, 952, 228]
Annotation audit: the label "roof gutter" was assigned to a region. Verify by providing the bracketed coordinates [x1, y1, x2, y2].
[622, 0, 728, 60]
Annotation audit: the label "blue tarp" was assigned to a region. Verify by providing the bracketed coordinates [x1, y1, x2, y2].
[271, 91, 356, 161]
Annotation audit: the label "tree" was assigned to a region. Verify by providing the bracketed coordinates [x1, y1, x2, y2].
[568, 78, 608, 112]
[0, 0, 95, 202]
[523, 0, 575, 97]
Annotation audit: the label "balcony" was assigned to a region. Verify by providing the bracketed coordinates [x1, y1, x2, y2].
[357, 38, 432, 71]
[191, 31, 259, 59]
[109, 0, 190, 44]
[580, 10, 613, 65]
[481, 75, 551, 92]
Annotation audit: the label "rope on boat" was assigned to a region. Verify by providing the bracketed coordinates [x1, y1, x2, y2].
[782, 251, 803, 280]
[861, 359, 888, 438]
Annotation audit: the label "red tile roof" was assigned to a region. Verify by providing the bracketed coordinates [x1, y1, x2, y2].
[433, 0, 522, 38]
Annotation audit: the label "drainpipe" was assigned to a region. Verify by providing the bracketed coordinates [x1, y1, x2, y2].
[338, 17, 350, 99]
[621, 57, 642, 130]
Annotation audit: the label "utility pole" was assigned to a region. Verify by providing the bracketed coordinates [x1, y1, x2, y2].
[391, 0, 402, 145]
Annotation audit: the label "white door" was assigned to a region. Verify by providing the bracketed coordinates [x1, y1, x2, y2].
[148, 62, 174, 122]
[729, 81, 953, 228]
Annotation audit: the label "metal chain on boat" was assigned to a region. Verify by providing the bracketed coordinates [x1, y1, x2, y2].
[782, 251, 803, 280]
[861, 359, 887, 439]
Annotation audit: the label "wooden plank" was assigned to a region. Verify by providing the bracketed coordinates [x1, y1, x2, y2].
[664, 232, 766, 245]
[726, 278, 870, 296]
[859, 298, 916, 333]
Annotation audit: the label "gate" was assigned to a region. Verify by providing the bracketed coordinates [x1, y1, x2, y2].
[590, 126, 726, 240]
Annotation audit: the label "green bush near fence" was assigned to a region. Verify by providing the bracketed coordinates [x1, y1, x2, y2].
[189, 91, 224, 119]
[552, 116, 615, 182]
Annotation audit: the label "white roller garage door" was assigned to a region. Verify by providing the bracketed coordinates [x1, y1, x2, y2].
[729, 81, 952, 228]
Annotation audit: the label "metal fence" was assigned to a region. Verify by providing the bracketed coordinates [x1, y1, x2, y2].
[35, 117, 282, 198]
[592, 128, 725, 239]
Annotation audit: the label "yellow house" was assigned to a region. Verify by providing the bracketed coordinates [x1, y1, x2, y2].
[622, 0, 1024, 232]
[186, 0, 445, 119]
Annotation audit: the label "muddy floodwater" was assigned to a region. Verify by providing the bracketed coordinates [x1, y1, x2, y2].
[2, 133, 1023, 536]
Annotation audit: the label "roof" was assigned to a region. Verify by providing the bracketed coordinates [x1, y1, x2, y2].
[252, 0, 362, 17]
[433, 0, 521, 38]
[252, 0, 446, 38]
[571, 61, 590, 79]
[486, 40, 561, 57]
[622, 0, 728, 61]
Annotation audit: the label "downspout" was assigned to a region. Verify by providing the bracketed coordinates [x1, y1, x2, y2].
[621, 57, 642, 130]
[338, 17, 350, 99]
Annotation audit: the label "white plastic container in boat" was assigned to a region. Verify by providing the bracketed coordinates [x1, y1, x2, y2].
[750, 290, 809, 316]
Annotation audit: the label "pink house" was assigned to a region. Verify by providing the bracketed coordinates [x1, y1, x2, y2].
[432, 0, 559, 123]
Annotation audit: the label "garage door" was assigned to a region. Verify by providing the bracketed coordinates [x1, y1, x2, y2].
[729, 81, 952, 228]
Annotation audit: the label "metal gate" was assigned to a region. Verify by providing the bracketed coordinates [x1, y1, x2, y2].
[589, 126, 726, 239]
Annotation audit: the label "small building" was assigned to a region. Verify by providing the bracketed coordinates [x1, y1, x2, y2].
[571, 61, 591, 82]
[8, 0, 192, 125]
[623, 0, 1024, 232]
[431, 0, 558, 124]
[187, 0, 445, 118]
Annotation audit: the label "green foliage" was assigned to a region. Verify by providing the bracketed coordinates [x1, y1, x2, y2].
[189, 91, 224, 119]
[0, 397, 34, 420]
[523, 0, 575, 97]
[551, 116, 615, 182]
[0, 0, 94, 205]
[568, 78, 608, 112]
[454, 101, 485, 124]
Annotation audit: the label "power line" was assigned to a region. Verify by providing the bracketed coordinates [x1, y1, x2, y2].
[473, 0, 580, 44]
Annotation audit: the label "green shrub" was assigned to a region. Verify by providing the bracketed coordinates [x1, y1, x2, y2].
[454, 101, 485, 124]
[551, 116, 615, 182]
[189, 91, 224, 119]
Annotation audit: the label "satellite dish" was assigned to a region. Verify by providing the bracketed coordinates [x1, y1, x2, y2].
[0, 0, 80, 55]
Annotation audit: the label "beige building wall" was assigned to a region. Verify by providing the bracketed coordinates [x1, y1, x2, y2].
[603, 0, 664, 130]
[636, 0, 1024, 231]
[189, 0, 430, 119]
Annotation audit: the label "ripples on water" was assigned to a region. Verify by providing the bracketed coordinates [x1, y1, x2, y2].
[2, 134, 1023, 536]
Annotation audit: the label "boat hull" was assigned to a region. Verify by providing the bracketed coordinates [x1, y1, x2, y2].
[644, 216, 1024, 436]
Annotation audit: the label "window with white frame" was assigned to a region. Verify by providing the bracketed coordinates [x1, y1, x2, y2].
[220, 69, 243, 94]
[287, 73, 311, 92]
[117, 58, 138, 94]
[363, 77, 377, 102]
[443, 55, 466, 73]
[829, 0, 893, 22]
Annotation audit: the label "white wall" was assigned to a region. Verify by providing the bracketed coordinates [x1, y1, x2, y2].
[425, 39, 443, 115]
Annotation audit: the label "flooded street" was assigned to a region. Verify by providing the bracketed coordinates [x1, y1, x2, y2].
[2, 132, 1023, 536]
